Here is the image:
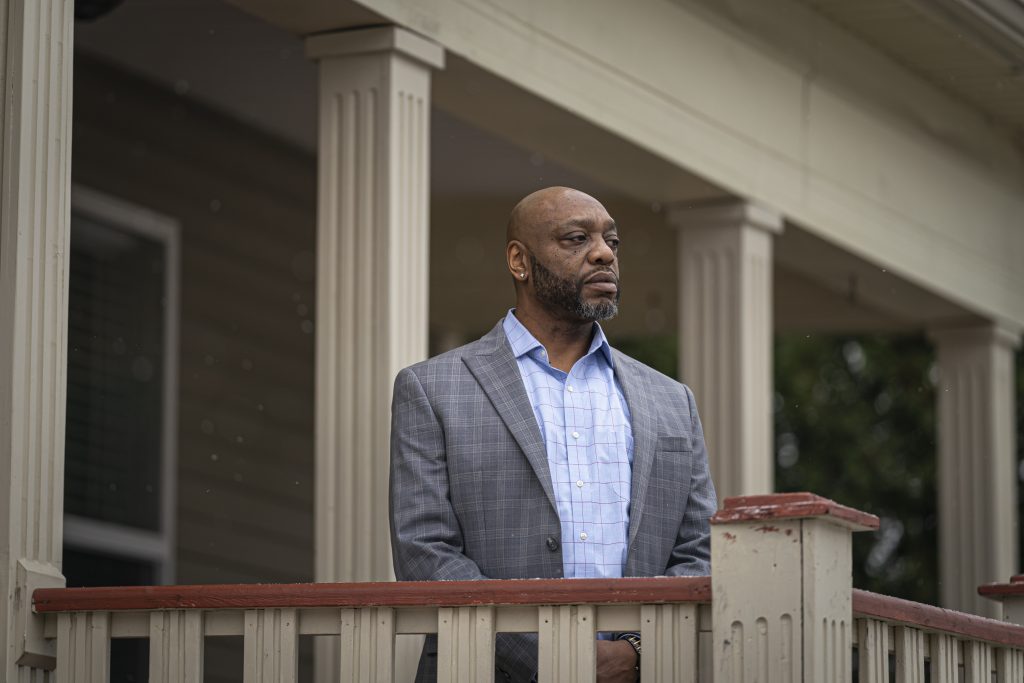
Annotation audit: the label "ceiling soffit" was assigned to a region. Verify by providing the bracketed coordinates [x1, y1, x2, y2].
[799, 0, 1024, 139]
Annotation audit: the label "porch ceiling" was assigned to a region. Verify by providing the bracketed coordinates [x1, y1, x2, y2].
[791, 0, 1024, 139]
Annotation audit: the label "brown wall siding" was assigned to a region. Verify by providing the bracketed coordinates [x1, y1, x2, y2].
[71, 53, 318, 588]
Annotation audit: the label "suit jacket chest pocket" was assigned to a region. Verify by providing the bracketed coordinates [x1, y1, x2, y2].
[652, 436, 693, 503]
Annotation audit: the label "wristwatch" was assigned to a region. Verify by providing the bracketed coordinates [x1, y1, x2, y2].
[616, 632, 641, 677]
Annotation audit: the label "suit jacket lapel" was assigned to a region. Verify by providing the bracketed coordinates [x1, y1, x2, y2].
[463, 323, 558, 514]
[613, 350, 657, 550]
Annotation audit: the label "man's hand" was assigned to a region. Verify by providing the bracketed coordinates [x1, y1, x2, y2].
[596, 640, 638, 683]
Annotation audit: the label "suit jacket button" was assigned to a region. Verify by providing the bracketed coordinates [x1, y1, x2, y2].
[546, 537, 559, 552]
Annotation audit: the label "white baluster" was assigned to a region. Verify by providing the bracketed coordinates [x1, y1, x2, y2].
[55, 612, 109, 683]
[244, 608, 297, 683]
[929, 633, 958, 683]
[641, 603, 698, 683]
[857, 619, 888, 683]
[436, 606, 494, 683]
[537, 605, 596, 683]
[339, 607, 395, 683]
[149, 610, 204, 683]
[894, 626, 924, 683]
[963, 641, 994, 683]
[995, 647, 1024, 683]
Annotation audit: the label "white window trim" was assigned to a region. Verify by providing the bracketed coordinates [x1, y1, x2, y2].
[65, 185, 181, 586]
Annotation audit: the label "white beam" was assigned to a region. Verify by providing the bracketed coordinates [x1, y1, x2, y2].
[669, 199, 783, 500]
[0, 0, 74, 676]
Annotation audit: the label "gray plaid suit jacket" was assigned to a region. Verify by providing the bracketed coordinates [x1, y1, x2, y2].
[389, 321, 717, 682]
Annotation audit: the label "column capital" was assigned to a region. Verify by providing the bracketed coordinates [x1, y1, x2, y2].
[666, 197, 784, 235]
[305, 26, 445, 70]
[927, 322, 1022, 351]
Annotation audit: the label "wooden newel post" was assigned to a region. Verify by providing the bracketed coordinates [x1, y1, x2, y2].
[978, 575, 1024, 625]
[710, 493, 879, 683]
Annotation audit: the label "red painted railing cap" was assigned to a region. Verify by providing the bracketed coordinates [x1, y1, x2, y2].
[854, 589, 1024, 649]
[978, 575, 1024, 600]
[33, 576, 711, 613]
[711, 492, 879, 531]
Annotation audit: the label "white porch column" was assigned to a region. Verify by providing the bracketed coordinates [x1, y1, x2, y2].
[0, 0, 75, 677]
[305, 26, 443, 681]
[930, 324, 1020, 618]
[668, 199, 783, 501]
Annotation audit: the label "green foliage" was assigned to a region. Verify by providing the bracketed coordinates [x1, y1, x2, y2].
[774, 333, 938, 603]
[614, 335, 678, 379]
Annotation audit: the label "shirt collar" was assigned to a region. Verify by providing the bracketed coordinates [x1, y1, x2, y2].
[502, 309, 614, 368]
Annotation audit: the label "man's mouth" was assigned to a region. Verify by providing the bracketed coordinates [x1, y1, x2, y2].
[583, 272, 618, 294]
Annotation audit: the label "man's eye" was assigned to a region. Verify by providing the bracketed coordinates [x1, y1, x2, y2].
[567, 235, 587, 243]
[607, 238, 620, 249]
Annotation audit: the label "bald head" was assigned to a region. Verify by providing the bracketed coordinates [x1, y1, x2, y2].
[504, 186, 620, 323]
[506, 187, 606, 246]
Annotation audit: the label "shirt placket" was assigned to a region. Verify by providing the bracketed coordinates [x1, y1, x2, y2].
[565, 361, 591, 576]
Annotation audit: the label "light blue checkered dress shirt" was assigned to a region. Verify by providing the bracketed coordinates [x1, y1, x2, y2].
[502, 310, 634, 579]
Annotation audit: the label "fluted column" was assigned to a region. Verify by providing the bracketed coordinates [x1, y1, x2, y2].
[0, 0, 75, 677]
[930, 324, 1020, 617]
[305, 27, 443, 682]
[668, 199, 783, 501]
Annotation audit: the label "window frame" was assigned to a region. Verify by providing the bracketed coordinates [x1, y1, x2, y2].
[64, 185, 181, 585]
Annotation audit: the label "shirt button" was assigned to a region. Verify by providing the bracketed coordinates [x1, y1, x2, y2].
[576, 480, 584, 488]
[546, 536, 560, 552]
[579, 532, 588, 541]
[567, 385, 574, 393]
[572, 431, 579, 439]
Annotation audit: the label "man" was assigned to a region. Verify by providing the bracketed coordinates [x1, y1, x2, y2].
[390, 187, 717, 682]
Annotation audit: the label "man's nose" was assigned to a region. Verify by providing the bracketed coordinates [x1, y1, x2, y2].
[589, 238, 615, 264]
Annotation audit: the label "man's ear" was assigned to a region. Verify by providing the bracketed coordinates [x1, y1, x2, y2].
[507, 241, 529, 278]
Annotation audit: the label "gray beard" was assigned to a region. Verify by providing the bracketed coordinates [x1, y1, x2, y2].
[530, 257, 620, 321]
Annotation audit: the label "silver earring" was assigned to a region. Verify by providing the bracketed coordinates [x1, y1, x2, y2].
[520, 272, 527, 279]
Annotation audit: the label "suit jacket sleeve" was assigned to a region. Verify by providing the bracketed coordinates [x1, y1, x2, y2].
[389, 366, 487, 582]
[664, 384, 716, 576]
[390, 366, 541, 683]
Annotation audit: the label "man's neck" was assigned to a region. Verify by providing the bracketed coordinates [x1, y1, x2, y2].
[513, 305, 595, 373]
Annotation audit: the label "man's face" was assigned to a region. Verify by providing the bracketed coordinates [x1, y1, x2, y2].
[526, 193, 621, 322]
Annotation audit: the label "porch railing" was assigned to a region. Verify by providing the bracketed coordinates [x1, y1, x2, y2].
[852, 590, 1024, 682]
[31, 493, 1024, 682]
[35, 577, 710, 682]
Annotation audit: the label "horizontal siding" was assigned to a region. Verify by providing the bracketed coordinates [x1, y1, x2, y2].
[71, 52, 317, 590]
[177, 443, 314, 508]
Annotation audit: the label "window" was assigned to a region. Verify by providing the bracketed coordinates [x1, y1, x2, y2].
[63, 186, 180, 588]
